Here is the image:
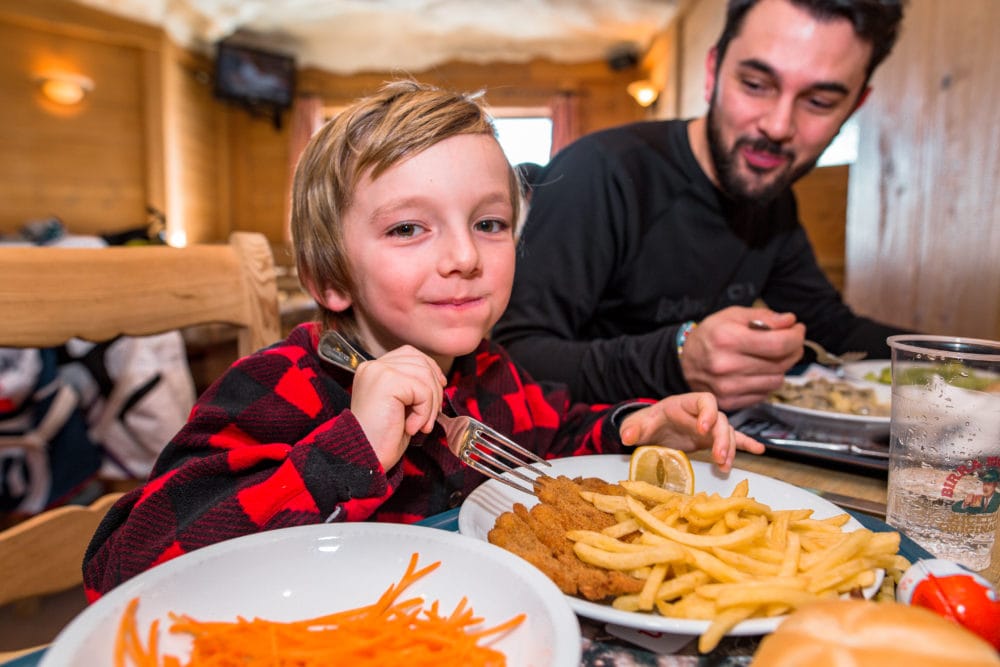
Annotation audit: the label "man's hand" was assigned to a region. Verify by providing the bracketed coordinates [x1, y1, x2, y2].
[678, 306, 805, 410]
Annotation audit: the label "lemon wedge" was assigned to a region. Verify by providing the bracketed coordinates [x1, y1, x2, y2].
[628, 446, 695, 494]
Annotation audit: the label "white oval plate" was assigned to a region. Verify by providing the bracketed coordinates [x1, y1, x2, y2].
[458, 454, 879, 637]
[761, 373, 891, 440]
[43, 523, 581, 667]
[842, 359, 892, 384]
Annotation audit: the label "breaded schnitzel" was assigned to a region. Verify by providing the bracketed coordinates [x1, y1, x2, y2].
[487, 475, 644, 601]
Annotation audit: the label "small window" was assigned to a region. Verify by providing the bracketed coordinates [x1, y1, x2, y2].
[817, 117, 859, 167]
[493, 116, 552, 166]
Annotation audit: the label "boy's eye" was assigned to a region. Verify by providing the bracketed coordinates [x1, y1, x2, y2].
[387, 222, 422, 238]
[474, 218, 510, 234]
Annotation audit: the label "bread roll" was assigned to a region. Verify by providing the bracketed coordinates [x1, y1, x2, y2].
[751, 599, 1000, 667]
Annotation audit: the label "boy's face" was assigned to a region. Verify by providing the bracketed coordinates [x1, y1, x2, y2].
[326, 133, 516, 369]
[702, 0, 871, 203]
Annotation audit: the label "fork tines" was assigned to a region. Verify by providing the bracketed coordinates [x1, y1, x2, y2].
[460, 426, 552, 496]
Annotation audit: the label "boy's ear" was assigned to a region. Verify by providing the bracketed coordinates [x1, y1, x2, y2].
[304, 280, 353, 313]
[317, 289, 353, 313]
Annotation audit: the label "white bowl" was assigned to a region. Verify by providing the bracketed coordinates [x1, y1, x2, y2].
[43, 523, 580, 667]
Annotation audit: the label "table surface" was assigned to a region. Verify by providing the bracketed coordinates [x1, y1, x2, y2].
[5, 449, 992, 666]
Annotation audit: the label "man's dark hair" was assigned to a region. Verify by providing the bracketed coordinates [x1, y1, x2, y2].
[714, 0, 905, 84]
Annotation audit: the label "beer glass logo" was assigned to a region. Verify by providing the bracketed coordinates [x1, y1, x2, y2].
[950, 466, 1000, 515]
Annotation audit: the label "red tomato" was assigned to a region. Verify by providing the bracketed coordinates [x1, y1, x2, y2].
[898, 559, 1000, 650]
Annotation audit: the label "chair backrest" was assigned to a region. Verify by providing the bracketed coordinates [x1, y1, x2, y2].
[0, 492, 124, 661]
[0, 232, 282, 658]
[0, 231, 281, 357]
[0, 492, 124, 607]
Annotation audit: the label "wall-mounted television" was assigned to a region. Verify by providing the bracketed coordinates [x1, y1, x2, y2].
[213, 41, 296, 112]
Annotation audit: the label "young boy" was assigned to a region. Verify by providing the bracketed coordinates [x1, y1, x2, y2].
[83, 81, 764, 598]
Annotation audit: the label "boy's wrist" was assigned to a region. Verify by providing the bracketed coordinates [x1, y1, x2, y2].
[609, 401, 653, 434]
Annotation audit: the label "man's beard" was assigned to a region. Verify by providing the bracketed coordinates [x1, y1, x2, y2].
[706, 98, 818, 206]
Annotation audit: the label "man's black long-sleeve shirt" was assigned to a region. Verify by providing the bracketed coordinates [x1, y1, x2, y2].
[494, 120, 901, 404]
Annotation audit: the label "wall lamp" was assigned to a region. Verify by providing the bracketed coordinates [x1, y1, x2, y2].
[627, 79, 659, 108]
[36, 72, 94, 105]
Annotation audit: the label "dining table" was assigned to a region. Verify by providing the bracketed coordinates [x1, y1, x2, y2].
[11, 440, 982, 667]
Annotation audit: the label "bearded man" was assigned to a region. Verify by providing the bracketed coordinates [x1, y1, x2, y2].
[494, 0, 908, 410]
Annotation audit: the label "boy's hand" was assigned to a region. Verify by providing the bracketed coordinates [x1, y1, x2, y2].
[618, 392, 765, 472]
[348, 345, 447, 469]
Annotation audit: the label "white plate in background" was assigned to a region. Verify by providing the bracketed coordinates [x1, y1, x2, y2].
[458, 454, 879, 638]
[842, 360, 892, 384]
[760, 373, 891, 441]
[42, 523, 581, 667]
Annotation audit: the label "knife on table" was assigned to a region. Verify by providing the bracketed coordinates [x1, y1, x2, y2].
[804, 487, 887, 518]
[765, 437, 889, 459]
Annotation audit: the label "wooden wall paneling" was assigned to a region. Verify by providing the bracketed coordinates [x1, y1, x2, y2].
[162, 42, 224, 244]
[792, 165, 849, 292]
[224, 108, 291, 243]
[141, 46, 166, 221]
[0, 0, 231, 244]
[0, 18, 147, 235]
[215, 93, 233, 245]
[677, 0, 724, 119]
[847, 0, 1000, 338]
[0, 0, 161, 237]
[296, 58, 648, 138]
[433, 59, 648, 136]
[645, 20, 678, 120]
[571, 81, 645, 138]
[0, 0, 160, 45]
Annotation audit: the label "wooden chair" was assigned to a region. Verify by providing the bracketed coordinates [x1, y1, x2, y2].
[0, 492, 124, 660]
[0, 232, 281, 659]
[0, 231, 281, 358]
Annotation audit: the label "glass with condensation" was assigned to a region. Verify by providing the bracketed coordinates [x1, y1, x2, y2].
[885, 335, 1000, 572]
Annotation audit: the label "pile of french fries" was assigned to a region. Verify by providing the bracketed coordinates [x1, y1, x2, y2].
[568, 479, 909, 653]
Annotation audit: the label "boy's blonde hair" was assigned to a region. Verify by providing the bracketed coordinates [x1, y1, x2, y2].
[292, 80, 521, 339]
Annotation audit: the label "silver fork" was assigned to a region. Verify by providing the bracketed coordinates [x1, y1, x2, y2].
[748, 320, 867, 367]
[317, 330, 552, 496]
[801, 339, 867, 367]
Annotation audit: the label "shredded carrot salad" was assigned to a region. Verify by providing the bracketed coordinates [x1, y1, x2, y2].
[114, 552, 525, 666]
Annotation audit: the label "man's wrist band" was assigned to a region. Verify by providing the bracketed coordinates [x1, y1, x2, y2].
[676, 320, 697, 357]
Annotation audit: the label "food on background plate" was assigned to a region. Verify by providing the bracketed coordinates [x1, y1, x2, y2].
[749, 598, 1000, 666]
[628, 446, 695, 494]
[488, 475, 907, 653]
[861, 364, 891, 385]
[768, 378, 889, 417]
[865, 362, 1000, 392]
[114, 553, 524, 667]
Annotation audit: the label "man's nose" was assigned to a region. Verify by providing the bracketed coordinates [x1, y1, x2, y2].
[758, 97, 796, 142]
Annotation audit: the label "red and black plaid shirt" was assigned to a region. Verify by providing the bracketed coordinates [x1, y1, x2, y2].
[83, 323, 647, 599]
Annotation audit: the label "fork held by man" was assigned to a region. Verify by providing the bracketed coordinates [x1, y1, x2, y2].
[748, 319, 867, 367]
